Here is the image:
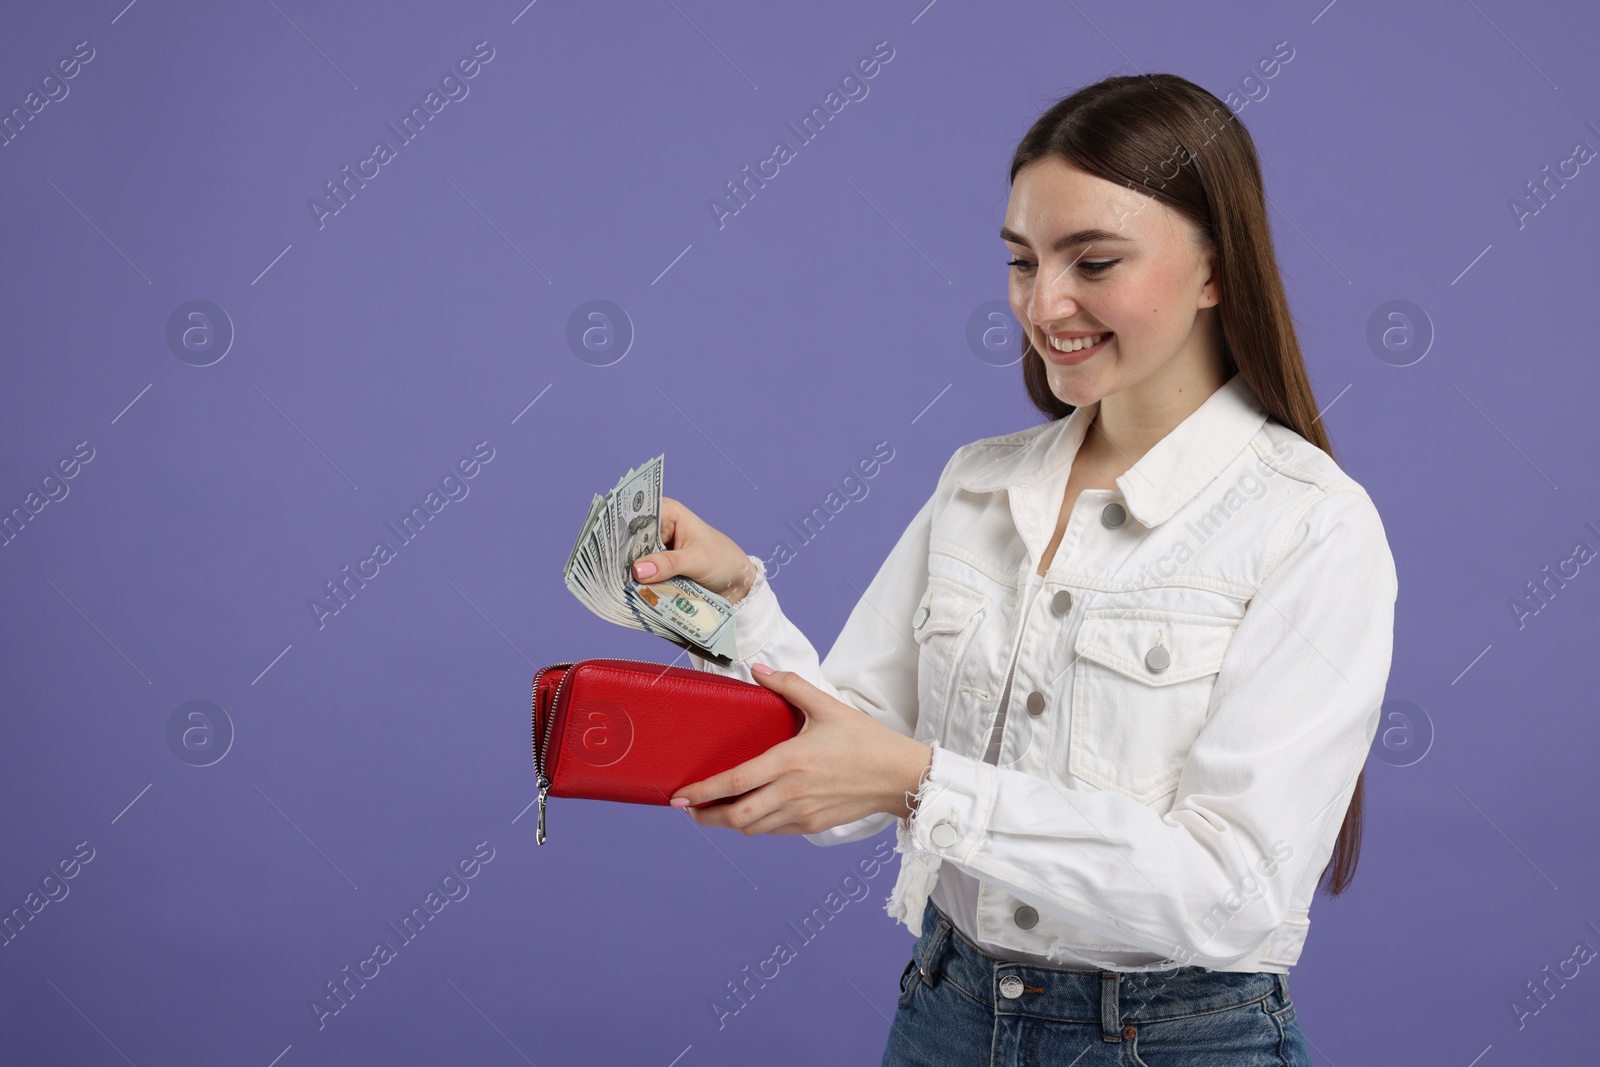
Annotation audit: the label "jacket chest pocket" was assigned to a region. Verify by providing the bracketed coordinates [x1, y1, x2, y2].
[1068, 608, 1239, 805]
[912, 576, 989, 748]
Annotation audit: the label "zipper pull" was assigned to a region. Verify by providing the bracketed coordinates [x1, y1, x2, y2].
[535, 774, 550, 845]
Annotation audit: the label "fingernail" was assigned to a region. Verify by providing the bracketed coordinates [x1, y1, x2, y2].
[752, 662, 774, 676]
[634, 559, 657, 579]
[669, 797, 690, 808]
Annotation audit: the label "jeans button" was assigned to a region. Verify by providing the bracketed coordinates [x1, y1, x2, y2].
[999, 974, 1024, 999]
[1144, 645, 1170, 672]
[929, 820, 958, 849]
[1025, 691, 1046, 716]
[1051, 589, 1072, 615]
[1014, 905, 1038, 929]
[1101, 502, 1126, 528]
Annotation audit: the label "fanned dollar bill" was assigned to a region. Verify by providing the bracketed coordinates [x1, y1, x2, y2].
[563, 455, 739, 666]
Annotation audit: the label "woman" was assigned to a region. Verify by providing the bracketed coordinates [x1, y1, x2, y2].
[632, 73, 1398, 1065]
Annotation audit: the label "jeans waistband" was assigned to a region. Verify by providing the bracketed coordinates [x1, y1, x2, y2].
[910, 897, 1291, 1042]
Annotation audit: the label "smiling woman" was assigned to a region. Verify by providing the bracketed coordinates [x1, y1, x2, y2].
[660, 71, 1394, 1067]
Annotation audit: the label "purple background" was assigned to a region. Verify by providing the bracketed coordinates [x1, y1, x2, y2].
[3, 0, 1597, 1063]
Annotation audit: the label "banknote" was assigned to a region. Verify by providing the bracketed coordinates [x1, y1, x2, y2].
[563, 455, 738, 665]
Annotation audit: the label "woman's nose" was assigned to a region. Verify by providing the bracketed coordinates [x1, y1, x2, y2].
[1030, 263, 1081, 323]
[1028, 277, 1079, 326]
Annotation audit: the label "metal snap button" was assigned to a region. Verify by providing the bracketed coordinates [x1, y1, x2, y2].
[999, 974, 1024, 999]
[1144, 645, 1171, 672]
[1051, 589, 1072, 615]
[929, 820, 958, 849]
[913, 605, 930, 629]
[1122, 1024, 1136, 1040]
[1025, 691, 1046, 716]
[1101, 502, 1125, 528]
[1014, 905, 1038, 929]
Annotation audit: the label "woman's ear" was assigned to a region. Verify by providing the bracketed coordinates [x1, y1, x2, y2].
[1195, 246, 1221, 310]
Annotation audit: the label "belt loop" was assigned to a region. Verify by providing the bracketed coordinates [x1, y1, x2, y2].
[1274, 971, 1290, 1006]
[1099, 971, 1121, 1041]
[920, 917, 953, 988]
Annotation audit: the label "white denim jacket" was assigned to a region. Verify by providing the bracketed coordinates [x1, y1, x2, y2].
[689, 373, 1399, 973]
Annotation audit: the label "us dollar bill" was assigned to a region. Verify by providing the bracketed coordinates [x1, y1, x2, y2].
[563, 454, 739, 665]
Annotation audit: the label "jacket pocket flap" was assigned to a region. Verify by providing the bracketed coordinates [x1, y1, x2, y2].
[1074, 609, 1239, 685]
[913, 576, 988, 637]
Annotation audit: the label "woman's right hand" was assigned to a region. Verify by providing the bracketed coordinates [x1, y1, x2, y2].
[631, 496, 759, 605]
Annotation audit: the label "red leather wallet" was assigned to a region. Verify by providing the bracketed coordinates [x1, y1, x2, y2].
[530, 657, 803, 844]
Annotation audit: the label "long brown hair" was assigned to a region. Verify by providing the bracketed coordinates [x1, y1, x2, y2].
[1009, 73, 1364, 897]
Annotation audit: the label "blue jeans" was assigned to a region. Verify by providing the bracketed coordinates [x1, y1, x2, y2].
[882, 898, 1311, 1066]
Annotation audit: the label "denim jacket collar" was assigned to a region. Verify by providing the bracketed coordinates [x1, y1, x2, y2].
[954, 372, 1270, 531]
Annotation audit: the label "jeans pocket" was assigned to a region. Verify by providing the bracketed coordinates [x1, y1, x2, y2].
[1119, 995, 1288, 1065]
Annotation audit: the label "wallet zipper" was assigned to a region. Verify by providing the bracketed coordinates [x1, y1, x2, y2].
[532, 656, 697, 845]
[531, 661, 573, 846]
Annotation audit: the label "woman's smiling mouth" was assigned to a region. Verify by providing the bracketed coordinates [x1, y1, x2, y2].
[1040, 330, 1112, 365]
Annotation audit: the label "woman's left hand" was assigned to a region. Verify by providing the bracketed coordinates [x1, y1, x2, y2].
[669, 663, 933, 836]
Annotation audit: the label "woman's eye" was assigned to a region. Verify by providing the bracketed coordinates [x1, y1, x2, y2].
[1006, 257, 1119, 276]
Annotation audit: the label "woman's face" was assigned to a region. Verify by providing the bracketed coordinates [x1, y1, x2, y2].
[1002, 156, 1221, 410]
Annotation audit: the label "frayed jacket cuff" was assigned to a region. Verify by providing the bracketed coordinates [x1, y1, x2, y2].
[906, 744, 998, 866]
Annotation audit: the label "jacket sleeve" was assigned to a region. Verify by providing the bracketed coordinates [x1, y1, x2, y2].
[902, 487, 1400, 968]
[688, 462, 951, 847]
